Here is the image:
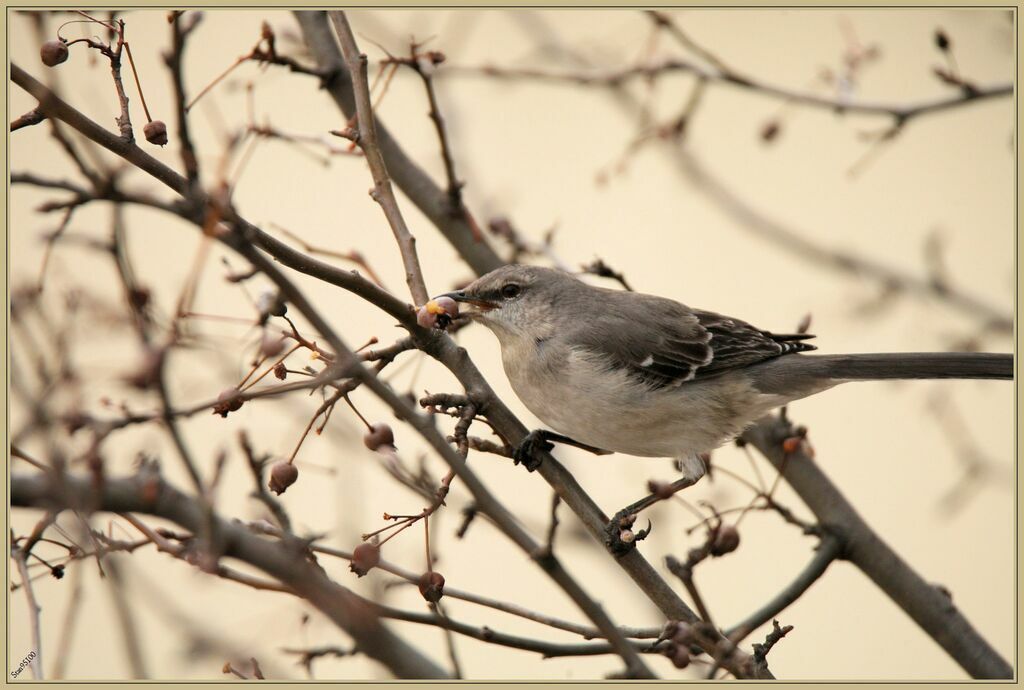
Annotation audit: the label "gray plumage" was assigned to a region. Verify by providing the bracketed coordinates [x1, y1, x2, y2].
[441, 265, 1012, 483]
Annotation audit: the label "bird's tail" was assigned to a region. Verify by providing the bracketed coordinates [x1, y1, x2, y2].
[748, 352, 1013, 401]
[802, 353, 1013, 381]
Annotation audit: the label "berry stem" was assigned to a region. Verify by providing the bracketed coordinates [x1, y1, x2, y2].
[72, 10, 119, 33]
[341, 394, 373, 431]
[122, 41, 153, 123]
[240, 342, 302, 391]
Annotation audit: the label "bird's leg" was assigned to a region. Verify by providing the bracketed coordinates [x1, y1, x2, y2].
[512, 429, 610, 472]
[605, 474, 702, 556]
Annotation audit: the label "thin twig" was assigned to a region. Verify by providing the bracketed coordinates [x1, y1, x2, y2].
[449, 62, 1012, 124]
[725, 534, 841, 642]
[329, 11, 430, 306]
[167, 11, 201, 185]
[279, 532, 661, 641]
[11, 107, 46, 131]
[752, 619, 794, 666]
[742, 414, 1012, 679]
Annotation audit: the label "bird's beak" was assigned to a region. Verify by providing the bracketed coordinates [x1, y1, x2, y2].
[438, 290, 497, 313]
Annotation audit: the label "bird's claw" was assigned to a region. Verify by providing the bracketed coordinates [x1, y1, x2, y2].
[604, 510, 652, 556]
[512, 430, 553, 472]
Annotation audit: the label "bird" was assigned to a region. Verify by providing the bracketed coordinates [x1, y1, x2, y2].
[437, 264, 1013, 496]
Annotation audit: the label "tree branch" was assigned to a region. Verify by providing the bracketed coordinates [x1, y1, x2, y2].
[11, 106, 46, 131]
[725, 534, 841, 642]
[299, 536, 662, 641]
[293, 11, 504, 277]
[11, 471, 451, 679]
[328, 11, 429, 306]
[741, 415, 1012, 679]
[447, 60, 1012, 124]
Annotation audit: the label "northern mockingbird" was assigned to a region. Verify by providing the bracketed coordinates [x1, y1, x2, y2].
[439, 265, 1013, 491]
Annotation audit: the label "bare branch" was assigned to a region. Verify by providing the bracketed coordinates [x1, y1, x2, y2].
[448, 61, 1011, 125]
[725, 534, 841, 643]
[12, 471, 451, 679]
[742, 414, 1012, 679]
[751, 619, 793, 666]
[294, 11, 504, 277]
[166, 11, 201, 186]
[11, 106, 46, 131]
[328, 11, 430, 306]
[292, 527, 665, 643]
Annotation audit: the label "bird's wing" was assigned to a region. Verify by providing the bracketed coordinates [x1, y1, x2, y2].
[572, 293, 815, 389]
[690, 309, 815, 378]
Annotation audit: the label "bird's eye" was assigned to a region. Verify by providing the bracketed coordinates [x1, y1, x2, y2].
[500, 283, 522, 299]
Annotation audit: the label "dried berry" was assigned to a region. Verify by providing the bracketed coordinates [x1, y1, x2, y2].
[267, 461, 298, 495]
[143, 120, 168, 146]
[427, 296, 459, 318]
[260, 332, 285, 358]
[213, 388, 244, 418]
[670, 645, 691, 669]
[781, 437, 802, 454]
[418, 571, 445, 603]
[363, 423, 395, 451]
[416, 305, 438, 329]
[935, 28, 950, 51]
[711, 525, 740, 556]
[257, 291, 287, 318]
[40, 39, 69, 67]
[273, 362, 288, 380]
[50, 564, 66, 579]
[349, 543, 381, 577]
[417, 296, 460, 330]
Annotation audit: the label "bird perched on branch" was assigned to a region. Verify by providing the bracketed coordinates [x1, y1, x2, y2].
[437, 265, 1012, 501]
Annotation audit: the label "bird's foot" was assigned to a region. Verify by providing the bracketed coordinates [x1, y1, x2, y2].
[603, 466, 705, 556]
[512, 430, 555, 472]
[604, 510, 652, 556]
[512, 430, 610, 472]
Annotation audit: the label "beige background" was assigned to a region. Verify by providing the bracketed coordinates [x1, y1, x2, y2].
[8, 8, 1015, 681]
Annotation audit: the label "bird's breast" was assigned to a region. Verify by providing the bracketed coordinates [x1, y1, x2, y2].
[499, 340, 781, 458]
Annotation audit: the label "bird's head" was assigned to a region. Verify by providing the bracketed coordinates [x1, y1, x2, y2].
[437, 265, 579, 340]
